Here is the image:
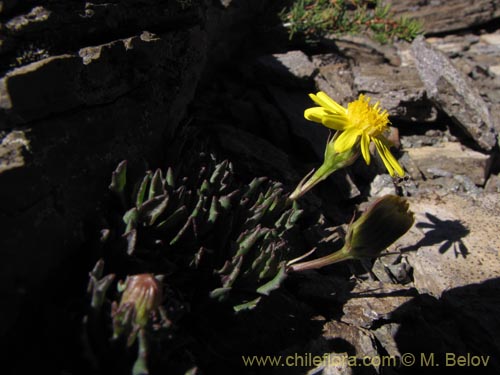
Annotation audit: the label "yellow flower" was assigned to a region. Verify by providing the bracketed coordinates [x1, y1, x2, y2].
[304, 92, 404, 177]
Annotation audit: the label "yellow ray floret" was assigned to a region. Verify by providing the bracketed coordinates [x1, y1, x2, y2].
[304, 92, 404, 177]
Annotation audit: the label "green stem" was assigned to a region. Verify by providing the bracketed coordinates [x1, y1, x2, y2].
[289, 142, 360, 201]
[289, 162, 339, 200]
[132, 329, 149, 375]
[287, 245, 353, 272]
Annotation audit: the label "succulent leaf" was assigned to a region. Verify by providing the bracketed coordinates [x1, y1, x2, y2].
[109, 160, 127, 196]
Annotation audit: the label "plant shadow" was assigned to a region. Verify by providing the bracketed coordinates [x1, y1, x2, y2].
[400, 213, 470, 258]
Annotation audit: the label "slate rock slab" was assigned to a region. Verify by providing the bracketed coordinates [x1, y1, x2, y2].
[411, 37, 497, 151]
[406, 142, 492, 186]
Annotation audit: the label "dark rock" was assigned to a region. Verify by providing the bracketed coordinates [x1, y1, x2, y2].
[0, 129, 47, 215]
[1, 32, 190, 126]
[412, 37, 497, 151]
[0, 0, 268, 346]
[0, 1, 203, 71]
[266, 85, 329, 160]
[210, 123, 300, 184]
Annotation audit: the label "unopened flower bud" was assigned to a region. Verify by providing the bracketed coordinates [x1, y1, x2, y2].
[112, 274, 162, 342]
[345, 195, 414, 258]
[287, 195, 414, 272]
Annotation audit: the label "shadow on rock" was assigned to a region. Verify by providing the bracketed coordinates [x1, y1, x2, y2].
[390, 277, 500, 374]
[401, 212, 469, 258]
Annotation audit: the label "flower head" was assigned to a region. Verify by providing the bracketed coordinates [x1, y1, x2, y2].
[304, 92, 404, 177]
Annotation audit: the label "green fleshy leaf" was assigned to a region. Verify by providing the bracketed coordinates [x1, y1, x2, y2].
[156, 206, 188, 231]
[233, 297, 261, 313]
[148, 169, 164, 200]
[209, 287, 232, 300]
[199, 179, 210, 195]
[219, 190, 238, 210]
[286, 208, 303, 229]
[207, 196, 219, 224]
[139, 195, 169, 226]
[256, 265, 287, 296]
[166, 167, 175, 188]
[209, 160, 229, 187]
[109, 160, 127, 195]
[135, 173, 152, 207]
[242, 177, 267, 202]
[89, 273, 115, 309]
[123, 207, 139, 233]
[236, 226, 269, 257]
[125, 229, 137, 255]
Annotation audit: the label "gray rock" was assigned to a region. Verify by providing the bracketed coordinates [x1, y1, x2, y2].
[480, 33, 500, 46]
[426, 35, 479, 57]
[390, 0, 500, 34]
[353, 63, 437, 122]
[306, 352, 353, 375]
[399, 129, 458, 149]
[0, 130, 29, 173]
[395, 194, 500, 297]
[341, 281, 415, 329]
[322, 34, 401, 66]
[322, 320, 379, 368]
[411, 37, 497, 151]
[409, 176, 482, 196]
[5, 5, 51, 32]
[369, 174, 396, 197]
[406, 142, 492, 185]
[313, 58, 354, 107]
[256, 50, 317, 87]
[484, 173, 500, 193]
[372, 253, 413, 285]
[372, 323, 402, 358]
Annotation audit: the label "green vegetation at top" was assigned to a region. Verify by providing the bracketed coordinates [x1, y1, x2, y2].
[280, 0, 423, 44]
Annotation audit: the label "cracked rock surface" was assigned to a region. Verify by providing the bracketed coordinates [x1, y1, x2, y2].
[1, 0, 500, 374]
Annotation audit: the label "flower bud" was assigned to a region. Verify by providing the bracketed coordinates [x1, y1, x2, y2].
[112, 274, 162, 342]
[287, 195, 414, 272]
[345, 195, 414, 258]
